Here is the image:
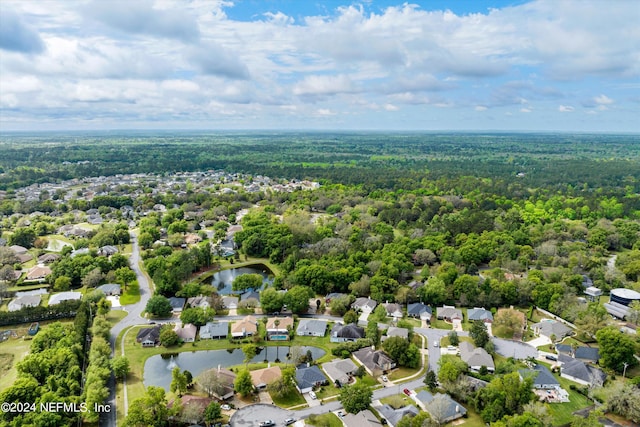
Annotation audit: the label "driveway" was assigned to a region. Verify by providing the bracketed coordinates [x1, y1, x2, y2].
[527, 336, 551, 348]
[231, 403, 294, 427]
[492, 337, 538, 360]
[415, 327, 468, 373]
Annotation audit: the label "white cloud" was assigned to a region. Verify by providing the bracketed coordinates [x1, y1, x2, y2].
[594, 94, 614, 105]
[293, 74, 357, 97]
[384, 104, 399, 111]
[558, 105, 575, 112]
[315, 108, 336, 116]
[520, 107, 532, 113]
[475, 105, 488, 111]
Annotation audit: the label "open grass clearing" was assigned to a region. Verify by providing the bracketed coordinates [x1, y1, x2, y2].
[119, 282, 140, 305]
[270, 389, 306, 408]
[306, 412, 342, 427]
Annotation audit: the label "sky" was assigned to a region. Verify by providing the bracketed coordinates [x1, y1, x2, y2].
[0, 0, 639, 132]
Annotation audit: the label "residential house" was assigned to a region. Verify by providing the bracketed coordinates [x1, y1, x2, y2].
[266, 317, 294, 340]
[168, 395, 213, 417]
[342, 410, 380, 427]
[199, 322, 228, 339]
[97, 283, 121, 296]
[174, 323, 197, 342]
[240, 291, 260, 306]
[519, 364, 559, 389]
[9, 245, 28, 255]
[222, 296, 239, 309]
[436, 305, 463, 321]
[383, 302, 403, 320]
[414, 391, 467, 424]
[168, 297, 186, 313]
[295, 365, 328, 394]
[186, 296, 210, 309]
[184, 233, 202, 245]
[330, 323, 365, 343]
[296, 319, 328, 337]
[325, 292, 346, 303]
[37, 253, 60, 264]
[250, 366, 282, 389]
[378, 404, 419, 427]
[98, 245, 118, 256]
[467, 307, 493, 323]
[351, 297, 378, 313]
[8, 295, 41, 312]
[407, 302, 432, 322]
[559, 355, 606, 387]
[322, 358, 358, 385]
[353, 348, 396, 376]
[200, 367, 236, 400]
[136, 325, 161, 347]
[231, 315, 258, 338]
[531, 320, 573, 341]
[382, 326, 409, 342]
[459, 342, 495, 372]
[575, 347, 599, 363]
[48, 291, 82, 305]
[26, 265, 52, 281]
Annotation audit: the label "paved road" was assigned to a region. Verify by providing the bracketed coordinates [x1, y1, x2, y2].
[102, 232, 153, 427]
[415, 327, 468, 373]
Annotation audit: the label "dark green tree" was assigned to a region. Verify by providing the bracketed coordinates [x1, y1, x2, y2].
[339, 382, 372, 414]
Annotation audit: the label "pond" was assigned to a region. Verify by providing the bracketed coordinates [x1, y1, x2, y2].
[210, 265, 273, 295]
[143, 346, 326, 391]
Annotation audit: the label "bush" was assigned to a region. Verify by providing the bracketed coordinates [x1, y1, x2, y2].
[331, 339, 373, 358]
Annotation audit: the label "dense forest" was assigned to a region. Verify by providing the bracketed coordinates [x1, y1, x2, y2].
[1, 132, 639, 426]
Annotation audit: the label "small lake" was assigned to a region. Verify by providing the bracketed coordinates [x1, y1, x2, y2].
[211, 265, 273, 295]
[143, 346, 325, 390]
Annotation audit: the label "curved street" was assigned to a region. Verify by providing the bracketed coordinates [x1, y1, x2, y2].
[103, 232, 153, 427]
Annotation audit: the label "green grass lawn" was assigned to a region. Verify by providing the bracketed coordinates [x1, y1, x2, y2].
[120, 282, 140, 305]
[546, 375, 593, 425]
[429, 319, 453, 330]
[106, 310, 127, 325]
[0, 338, 30, 392]
[306, 412, 342, 427]
[440, 335, 472, 347]
[388, 365, 422, 382]
[380, 394, 409, 408]
[316, 384, 340, 400]
[270, 389, 307, 408]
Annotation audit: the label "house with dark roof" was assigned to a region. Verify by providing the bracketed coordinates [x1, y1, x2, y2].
[575, 347, 599, 363]
[37, 253, 60, 264]
[353, 348, 395, 376]
[559, 355, 606, 386]
[407, 303, 431, 321]
[322, 358, 358, 385]
[467, 307, 493, 323]
[414, 391, 467, 424]
[296, 319, 328, 337]
[136, 325, 161, 347]
[168, 297, 186, 313]
[330, 323, 365, 343]
[199, 367, 235, 400]
[378, 404, 419, 427]
[352, 297, 378, 313]
[342, 409, 380, 427]
[98, 245, 118, 256]
[295, 365, 328, 394]
[240, 291, 260, 306]
[325, 292, 346, 303]
[199, 322, 228, 339]
[519, 364, 559, 389]
[97, 283, 121, 296]
[459, 341, 495, 372]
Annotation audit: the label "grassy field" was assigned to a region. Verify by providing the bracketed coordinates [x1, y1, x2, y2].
[547, 375, 592, 426]
[106, 310, 128, 325]
[270, 388, 307, 408]
[0, 338, 30, 391]
[120, 282, 140, 305]
[429, 319, 453, 330]
[306, 412, 342, 427]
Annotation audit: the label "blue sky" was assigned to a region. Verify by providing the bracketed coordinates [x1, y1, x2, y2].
[0, 0, 638, 132]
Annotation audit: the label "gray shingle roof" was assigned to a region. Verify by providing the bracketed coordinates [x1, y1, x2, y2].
[296, 319, 328, 336]
[519, 365, 559, 388]
[295, 365, 327, 390]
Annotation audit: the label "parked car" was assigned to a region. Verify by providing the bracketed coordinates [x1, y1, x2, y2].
[221, 404, 231, 411]
[308, 391, 317, 400]
[259, 421, 275, 427]
[284, 418, 296, 425]
[381, 375, 388, 382]
[403, 388, 411, 396]
[545, 355, 557, 361]
[337, 411, 345, 418]
[433, 341, 438, 347]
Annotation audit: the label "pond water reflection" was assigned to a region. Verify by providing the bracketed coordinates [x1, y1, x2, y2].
[211, 265, 273, 295]
[143, 346, 325, 390]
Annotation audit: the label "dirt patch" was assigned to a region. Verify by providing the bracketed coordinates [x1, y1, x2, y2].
[0, 353, 15, 376]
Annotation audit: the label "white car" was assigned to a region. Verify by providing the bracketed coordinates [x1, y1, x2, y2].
[221, 404, 231, 411]
[381, 375, 388, 382]
[308, 391, 317, 400]
[433, 341, 439, 347]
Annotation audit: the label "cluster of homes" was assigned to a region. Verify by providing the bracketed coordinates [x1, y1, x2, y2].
[7, 283, 120, 312]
